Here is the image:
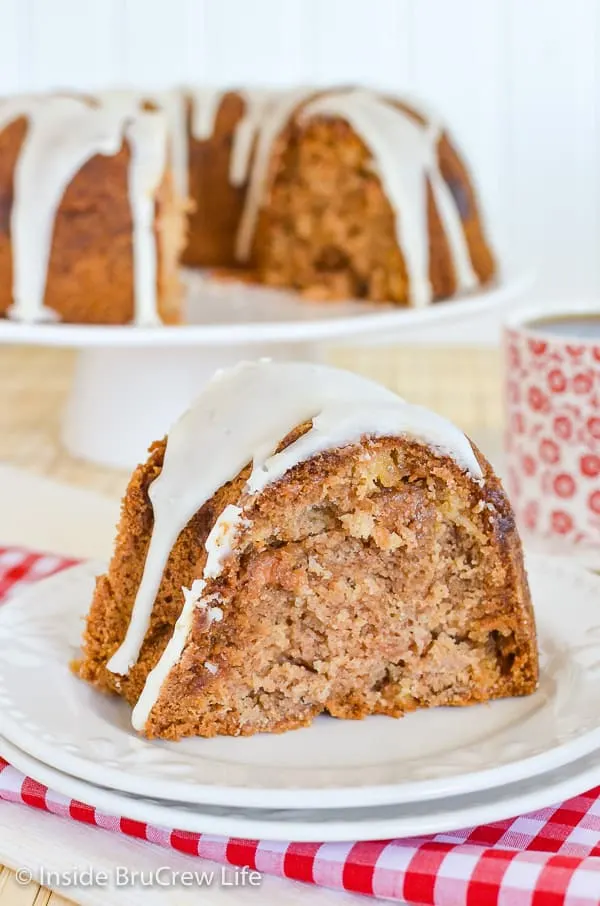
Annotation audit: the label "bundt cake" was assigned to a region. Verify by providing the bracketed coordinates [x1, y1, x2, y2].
[76, 361, 537, 740]
[0, 86, 495, 324]
[175, 86, 496, 305]
[0, 93, 185, 325]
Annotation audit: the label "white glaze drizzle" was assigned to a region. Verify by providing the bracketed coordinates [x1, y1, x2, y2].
[109, 360, 482, 721]
[188, 87, 277, 188]
[229, 89, 276, 186]
[428, 166, 478, 297]
[189, 87, 227, 141]
[94, 94, 169, 325]
[125, 110, 169, 326]
[131, 504, 237, 730]
[235, 88, 318, 260]
[97, 87, 276, 213]
[247, 401, 480, 493]
[297, 90, 477, 306]
[131, 581, 206, 730]
[154, 89, 189, 200]
[129, 86, 275, 198]
[0, 93, 168, 324]
[99, 89, 188, 200]
[3, 96, 119, 322]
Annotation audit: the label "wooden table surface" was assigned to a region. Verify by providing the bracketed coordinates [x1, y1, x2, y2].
[0, 345, 502, 499]
[0, 342, 503, 906]
[0, 868, 71, 906]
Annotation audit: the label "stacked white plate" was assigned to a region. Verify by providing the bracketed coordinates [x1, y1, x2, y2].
[0, 556, 599, 843]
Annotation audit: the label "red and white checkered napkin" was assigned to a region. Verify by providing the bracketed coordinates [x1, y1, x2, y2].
[1, 546, 600, 906]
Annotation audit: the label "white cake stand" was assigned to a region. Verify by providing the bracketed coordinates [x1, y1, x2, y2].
[0, 270, 530, 470]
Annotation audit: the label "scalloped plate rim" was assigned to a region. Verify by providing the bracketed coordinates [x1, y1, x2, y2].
[3, 734, 600, 842]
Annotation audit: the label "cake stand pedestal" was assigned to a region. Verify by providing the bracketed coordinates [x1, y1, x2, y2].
[0, 271, 532, 470]
[62, 342, 321, 470]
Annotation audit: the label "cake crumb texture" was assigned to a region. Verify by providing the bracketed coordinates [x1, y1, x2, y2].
[77, 431, 537, 740]
[250, 98, 494, 305]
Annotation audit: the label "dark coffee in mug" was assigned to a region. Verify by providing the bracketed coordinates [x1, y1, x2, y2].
[527, 314, 600, 339]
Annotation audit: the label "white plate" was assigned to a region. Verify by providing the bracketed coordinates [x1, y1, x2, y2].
[3, 734, 600, 843]
[0, 270, 531, 348]
[0, 556, 598, 810]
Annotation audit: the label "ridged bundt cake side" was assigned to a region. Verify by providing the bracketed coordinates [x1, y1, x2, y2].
[0, 94, 185, 325]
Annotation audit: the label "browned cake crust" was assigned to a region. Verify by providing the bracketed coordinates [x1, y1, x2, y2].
[77, 429, 537, 740]
[0, 116, 185, 325]
[251, 99, 495, 304]
[181, 92, 250, 270]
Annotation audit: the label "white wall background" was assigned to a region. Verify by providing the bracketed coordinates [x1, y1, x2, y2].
[0, 0, 599, 316]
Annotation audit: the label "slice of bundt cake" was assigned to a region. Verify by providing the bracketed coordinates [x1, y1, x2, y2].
[76, 361, 537, 739]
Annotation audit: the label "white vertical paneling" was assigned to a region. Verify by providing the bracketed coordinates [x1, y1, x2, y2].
[0, 0, 28, 94]
[202, 0, 308, 87]
[0, 0, 598, 319]
[507, 0, 599, 300]
[306, 0, 412, 91]
[27, 0, 123, 92]
[184, 0, 208, 85]
[411, 0, 508, 269]
[121, 0, 205, 88]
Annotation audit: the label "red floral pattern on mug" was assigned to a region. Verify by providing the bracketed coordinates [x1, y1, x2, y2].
[528, 339, 547, 356]
[507, 380, 521, 404]
[581, 454, 600, 478]
[551, 510, 574, 534]
[523, 500, 539, 530]
[528, 386, 549, 412]
[508, 344, 521, 370]
[540, 438, 561, 463]
[548, 369, 567, 393]
[587, 417, 600, 440]
[573, 371, 594, 394]
[511, 412, 525, 434]
[505, 322, 600, 553]
[554, 416, 573, 440]
[553, 473, 576, 498]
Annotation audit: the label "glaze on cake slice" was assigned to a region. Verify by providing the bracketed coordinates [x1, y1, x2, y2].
[76, 361, 537, 739]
